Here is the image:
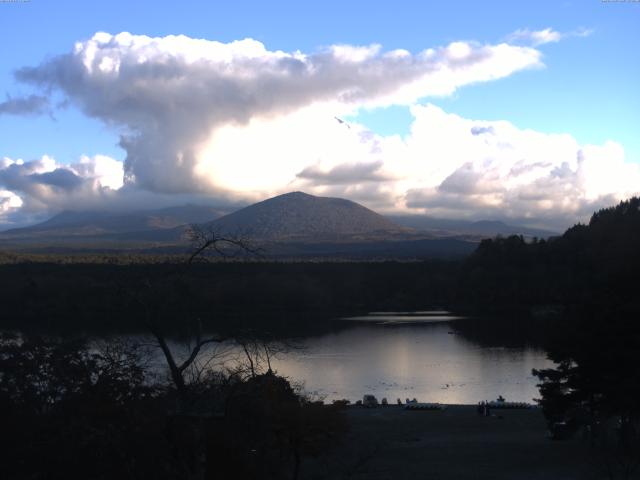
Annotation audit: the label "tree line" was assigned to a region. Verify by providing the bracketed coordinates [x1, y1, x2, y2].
[463, 197, 640, 478]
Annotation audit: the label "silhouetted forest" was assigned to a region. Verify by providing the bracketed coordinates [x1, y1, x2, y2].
[0, 260, 459, 335]
[460, 197, 640, 312]
[463, 198, 640, 474]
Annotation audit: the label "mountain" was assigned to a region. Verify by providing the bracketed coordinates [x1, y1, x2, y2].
[0, 193, 480, 259]
[206, 191, 410, 241]
[0, 205, 227, 240]
[388, 215, 557, 238]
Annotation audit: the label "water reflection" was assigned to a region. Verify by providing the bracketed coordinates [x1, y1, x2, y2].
[125, 312, 552, 405]
[269, 322, 552, 404]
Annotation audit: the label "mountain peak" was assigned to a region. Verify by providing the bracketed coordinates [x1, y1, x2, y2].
[279, 191, 312, 198]
[208, 191, 406, 240]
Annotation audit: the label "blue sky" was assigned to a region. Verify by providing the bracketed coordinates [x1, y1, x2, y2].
[0, 0, 638, 228]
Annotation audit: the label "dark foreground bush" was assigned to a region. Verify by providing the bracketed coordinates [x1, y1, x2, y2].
[0, 335, 346, 479]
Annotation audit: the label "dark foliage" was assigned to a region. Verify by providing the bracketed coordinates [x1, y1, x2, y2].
[210, 371, 347, 479]
[0, 260, 459, 335]
[0, 336, 345, 480]
[0, 335, 177, 479]
[460, 197, 640, 311]
[461, 198, 640, 476]
[461, 197, 640, 411]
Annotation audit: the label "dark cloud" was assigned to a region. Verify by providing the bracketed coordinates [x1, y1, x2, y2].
[28, 169, 83, 190]
[0, 156, 121, 218]
[297, 161, 392, 185]
[0, 155, 248, 225]
[0, 94, 49, 116]
[0, 161, 83, 194]
[470, 125, 495, 136]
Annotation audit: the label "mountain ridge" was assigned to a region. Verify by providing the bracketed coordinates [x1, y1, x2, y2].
[1, 205, 227, 238]
[388, 215, 557, 238]
[0, 192, 553, 257]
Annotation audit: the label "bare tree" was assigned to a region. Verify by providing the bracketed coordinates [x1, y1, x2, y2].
[235, 334, 297, 378]
[185, 224, 262, 264]
[125, 225, 261, 405]
[147, 318, 225, 396]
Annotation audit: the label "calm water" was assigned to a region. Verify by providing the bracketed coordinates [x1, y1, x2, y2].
[268, 321, 552, 404]
[107, 312, 552, 405]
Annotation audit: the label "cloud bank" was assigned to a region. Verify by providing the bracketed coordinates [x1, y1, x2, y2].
[14, 32, 541, 194]
[2, 31, 637, 230]
[0, 155, 123, 224]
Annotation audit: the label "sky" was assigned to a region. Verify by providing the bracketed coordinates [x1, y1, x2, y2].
[0, 0, 638, 230]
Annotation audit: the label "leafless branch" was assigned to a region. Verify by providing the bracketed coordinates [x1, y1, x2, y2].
[113, 224, 263, 404]
[186, 224, 263, 264]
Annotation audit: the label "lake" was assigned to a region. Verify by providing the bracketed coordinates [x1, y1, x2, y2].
[158, 312, 553, 405]
[11, 311, 553, 405]
[270, 323, 551, 404]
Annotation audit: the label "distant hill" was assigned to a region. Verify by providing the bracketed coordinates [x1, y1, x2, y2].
[0, 205, 226, 240]
[388, 215, 557, 238]
[207, 191, 411, 241]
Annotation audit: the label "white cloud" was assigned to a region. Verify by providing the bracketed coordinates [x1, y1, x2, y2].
[3, 31, 634, 231]
[278, 104, 640, 228]
[507, 27, 594, 47]
[72, 154, 124, 190]
[395, 105, 639, 227]
[0, 190, 23, 215]
[2, 103, 638, 230]
[508, 28, 562, 46]
[15, 32, 542, 195]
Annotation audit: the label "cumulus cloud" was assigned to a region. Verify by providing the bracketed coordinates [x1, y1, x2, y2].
[13, 32, 542, 195]
[3, 103, 638, 230]
[2, 30, 634, 230]
[0, 155, 124, 224]
[0, 153, 247, 228]
[0, 190, 23, 216]
[0, 94, 49, 116]
[223, 102, 636, 229]
[399, 105, 639, 228]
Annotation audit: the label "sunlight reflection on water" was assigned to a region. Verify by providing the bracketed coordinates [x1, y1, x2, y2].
[267, 313, 551, 404]
[134, 312, 552, 405]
